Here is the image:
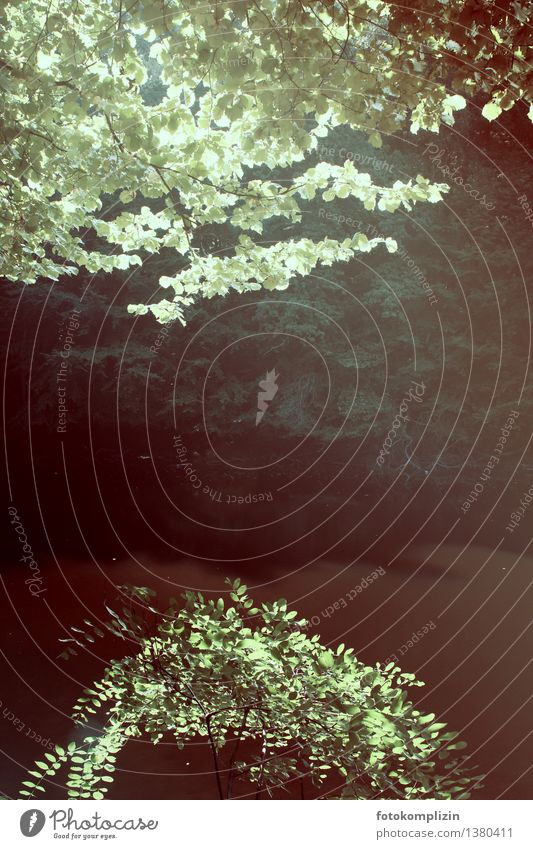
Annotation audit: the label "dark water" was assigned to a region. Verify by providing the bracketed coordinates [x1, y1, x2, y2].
[2, 365, 532, 800]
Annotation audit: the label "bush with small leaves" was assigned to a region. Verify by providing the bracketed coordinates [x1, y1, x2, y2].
[20, 581, 482, 800]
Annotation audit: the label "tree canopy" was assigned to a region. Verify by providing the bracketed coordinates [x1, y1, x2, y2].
[20, 580, 482, 800]
[1, 0, 531, 322]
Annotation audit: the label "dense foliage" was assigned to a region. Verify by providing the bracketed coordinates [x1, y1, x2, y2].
[1, 0, 531, 322]
[20, 581, 482, 799]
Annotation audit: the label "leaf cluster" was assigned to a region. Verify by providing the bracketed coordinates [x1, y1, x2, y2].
[22, 579, 483, 799]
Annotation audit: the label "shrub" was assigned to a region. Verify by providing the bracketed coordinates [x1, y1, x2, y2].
[20, 580, 482, 800]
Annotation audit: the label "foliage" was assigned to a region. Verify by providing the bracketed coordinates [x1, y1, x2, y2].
[1, 0, 530, 321]
[20, 580, 482, 799]
[386, 0, 532, 123]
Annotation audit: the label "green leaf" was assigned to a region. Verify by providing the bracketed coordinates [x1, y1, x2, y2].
[318, 651, 334, 669]
[481, 101, 502, 121]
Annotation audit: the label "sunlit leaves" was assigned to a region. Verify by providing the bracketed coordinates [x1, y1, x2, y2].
[2, 0, 529, 320]
[20, 578, 482, 800]
[482, 101, 503, 122]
